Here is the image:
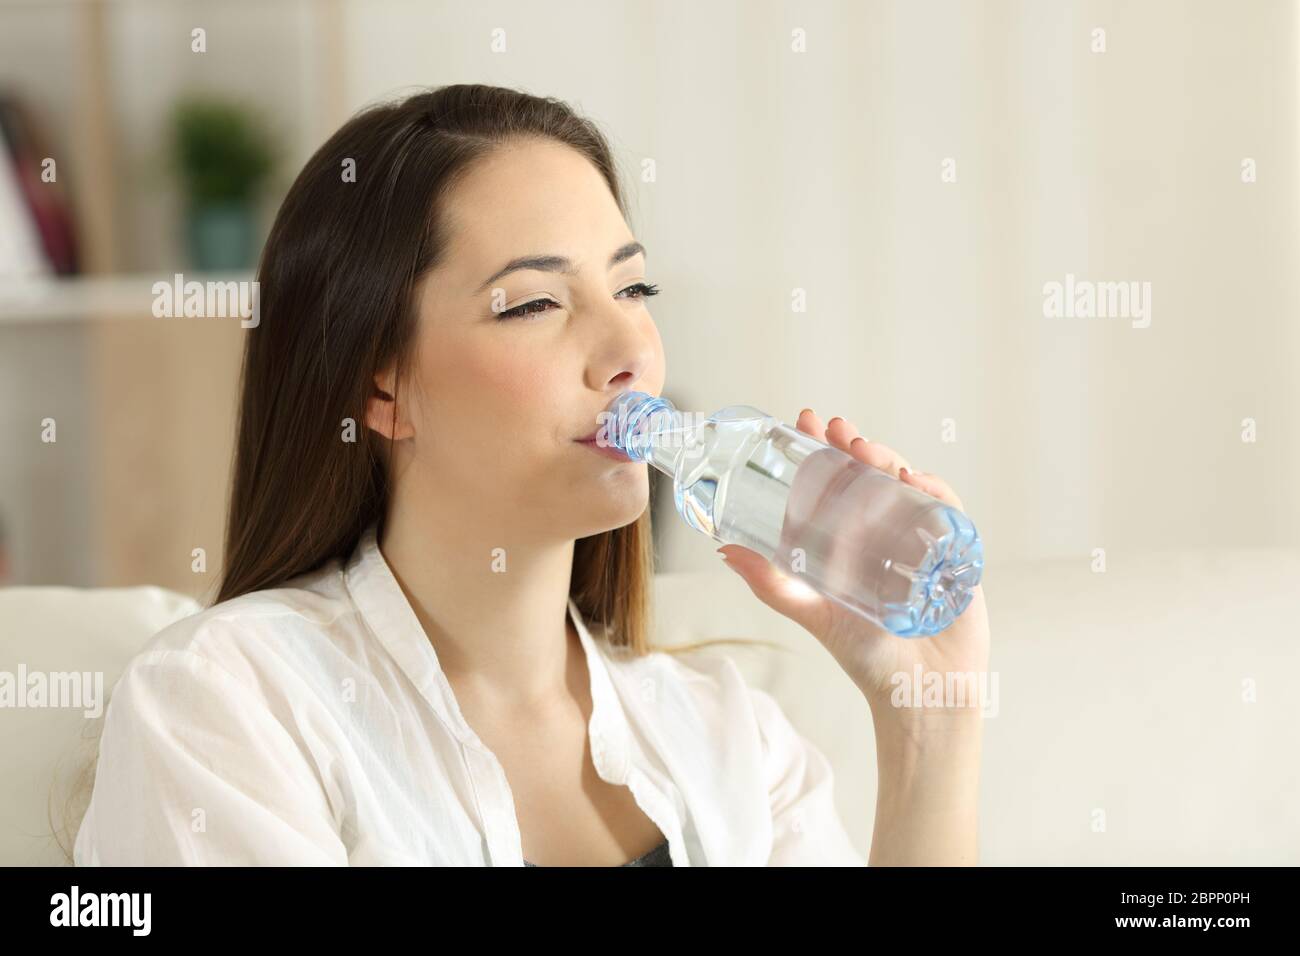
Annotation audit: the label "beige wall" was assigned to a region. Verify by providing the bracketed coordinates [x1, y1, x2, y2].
[337, 0, 1300, 571]
[1, 0, 1295, 587]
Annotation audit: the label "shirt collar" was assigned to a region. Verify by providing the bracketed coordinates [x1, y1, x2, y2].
[343, 523, 631, 768]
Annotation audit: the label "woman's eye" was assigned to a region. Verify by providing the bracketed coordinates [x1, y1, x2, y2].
[616, 282, 661, 301]
[497, 297, 560, 320]
[496, 283, 660, 321]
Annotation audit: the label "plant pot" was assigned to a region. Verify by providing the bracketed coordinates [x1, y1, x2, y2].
[186, 200, 256, 271]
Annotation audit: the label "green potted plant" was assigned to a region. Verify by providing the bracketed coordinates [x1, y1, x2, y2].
[170, 96, 277, 271]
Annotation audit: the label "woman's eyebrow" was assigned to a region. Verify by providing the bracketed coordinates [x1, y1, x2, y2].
[474, 241, 646, 293]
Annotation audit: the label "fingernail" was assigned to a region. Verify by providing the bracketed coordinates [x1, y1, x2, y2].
[899, 466, 911, 481]
[799, 408, 814, 419]
[828, 416, 844, 427]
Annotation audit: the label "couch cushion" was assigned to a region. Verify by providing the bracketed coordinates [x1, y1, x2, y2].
[0, 586, 200, 865]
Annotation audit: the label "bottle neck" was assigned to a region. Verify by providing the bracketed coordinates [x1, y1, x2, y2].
[605, 392, 690, 476]
[639, 407, 688, 476]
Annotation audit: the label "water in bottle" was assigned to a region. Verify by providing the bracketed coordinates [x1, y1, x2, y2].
[600, 391, 984, 637]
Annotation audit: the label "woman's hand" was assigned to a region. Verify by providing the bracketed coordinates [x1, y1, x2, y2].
[716, 408, 990, 720]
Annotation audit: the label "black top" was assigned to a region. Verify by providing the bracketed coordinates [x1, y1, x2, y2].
[524, 839, 672, 867]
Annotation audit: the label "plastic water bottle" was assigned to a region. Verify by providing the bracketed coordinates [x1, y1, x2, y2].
[601, 391, 984, 637]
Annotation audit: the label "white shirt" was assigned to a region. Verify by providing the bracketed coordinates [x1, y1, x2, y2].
[74, 524, 866, 866]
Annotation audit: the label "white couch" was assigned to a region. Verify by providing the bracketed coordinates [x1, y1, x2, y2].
[0, 585, 202, 866]
[3, 548, 1297, 865]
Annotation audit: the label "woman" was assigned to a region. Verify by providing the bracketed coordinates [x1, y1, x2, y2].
[73, 84, 989, 866]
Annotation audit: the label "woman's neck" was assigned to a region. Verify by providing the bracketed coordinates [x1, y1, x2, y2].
[378, 496, 579, 714]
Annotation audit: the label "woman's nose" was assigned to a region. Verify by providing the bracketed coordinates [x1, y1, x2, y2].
[584, 301, 657, 393]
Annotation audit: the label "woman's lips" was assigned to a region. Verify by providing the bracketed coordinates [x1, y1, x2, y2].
[575, 434, 632, 461]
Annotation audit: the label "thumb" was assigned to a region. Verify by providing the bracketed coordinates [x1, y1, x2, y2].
[716, 545, 827, 636]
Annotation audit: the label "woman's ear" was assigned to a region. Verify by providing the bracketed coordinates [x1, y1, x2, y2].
[364, 365, 415, 441]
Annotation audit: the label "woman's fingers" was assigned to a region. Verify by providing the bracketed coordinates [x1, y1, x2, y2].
[848, 437, 912, 479]
[825, 416, 862, 447]
[798, 409, 865, 451]
[799, 407, 932, 483]
[795, 404, 968, 516]
[796, 408, 826, 438]
[900, 467, 964, 511]
[798, 408, 910, 476]
[717, 543, 829, 637]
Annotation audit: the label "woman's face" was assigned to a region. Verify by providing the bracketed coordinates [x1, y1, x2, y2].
[394, 138, 665, 543]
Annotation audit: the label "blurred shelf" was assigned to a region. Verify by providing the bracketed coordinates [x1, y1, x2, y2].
[0, 272, 255, 324]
